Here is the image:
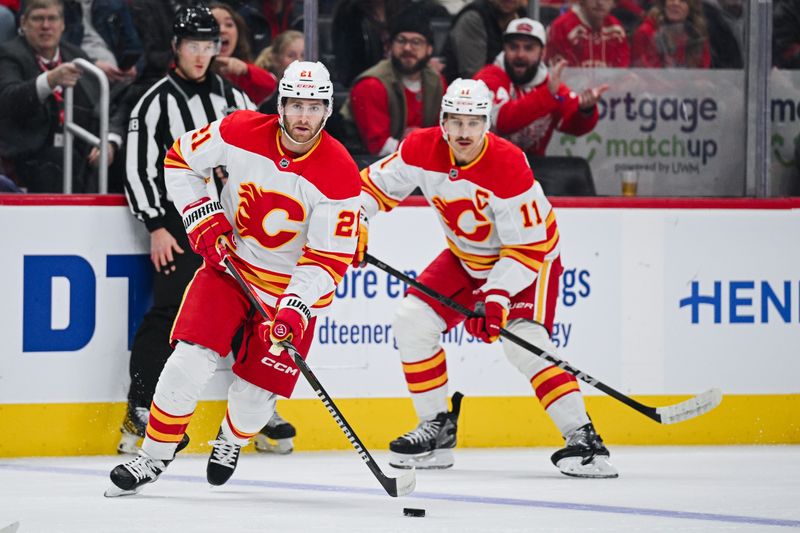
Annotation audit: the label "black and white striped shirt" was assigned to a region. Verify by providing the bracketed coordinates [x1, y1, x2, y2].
[124, 70, 254, 231]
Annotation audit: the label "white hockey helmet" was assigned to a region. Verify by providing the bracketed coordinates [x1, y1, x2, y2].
[439, 78, 493, 139]
[278, 60, 334, 145]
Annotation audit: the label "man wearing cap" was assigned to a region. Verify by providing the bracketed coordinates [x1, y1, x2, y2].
[342, 4, 446, 156]
[474, 17, 608, 158]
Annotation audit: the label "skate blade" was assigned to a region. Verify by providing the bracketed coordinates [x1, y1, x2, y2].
[104, 484, 144, 498]
[254, 434, 293, 455]
[557, 456, 619, 479]
[389, 449, 453, 470]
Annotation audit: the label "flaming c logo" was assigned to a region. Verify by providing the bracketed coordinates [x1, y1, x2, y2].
[236, 182, 306, 249]
[431, 194, 491, 242]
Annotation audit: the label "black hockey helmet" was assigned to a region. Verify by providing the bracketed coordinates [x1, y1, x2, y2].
[173, 4, 220, 42]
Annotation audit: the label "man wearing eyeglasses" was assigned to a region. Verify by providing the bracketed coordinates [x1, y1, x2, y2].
[342, 3, 446, 157]
[0, 0, 125, 192]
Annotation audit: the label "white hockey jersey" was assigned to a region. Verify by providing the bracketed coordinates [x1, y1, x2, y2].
[164, 111, 361, 312]
[361, 127, 560, 297]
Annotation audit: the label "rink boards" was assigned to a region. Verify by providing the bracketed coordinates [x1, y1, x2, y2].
[0, 195, 798, 456]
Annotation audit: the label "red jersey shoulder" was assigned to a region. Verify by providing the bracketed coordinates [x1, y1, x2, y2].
[468, 134, 533, 199]
[298, 132, 361, 200]
[399, 127, 451, 173]
[219, 110, 281, 159]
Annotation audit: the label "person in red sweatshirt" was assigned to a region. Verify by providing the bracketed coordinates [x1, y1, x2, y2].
[546, 0, 630, 67]
[631, 0, 711, 68]
[474, 18, 608, 157]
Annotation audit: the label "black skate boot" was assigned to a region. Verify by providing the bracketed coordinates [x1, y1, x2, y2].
[105, 433, 190, 497]
[117, 403, 149, 455]
[207, 430, 243, 486]
[389, 392, 463, 470]
[551, 423, 618, 478]
[254, 410, 296, 454]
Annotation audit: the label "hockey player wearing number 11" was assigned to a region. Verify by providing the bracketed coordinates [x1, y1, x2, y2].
[106, 60, 362, 497]
[354, 78, 618, 478]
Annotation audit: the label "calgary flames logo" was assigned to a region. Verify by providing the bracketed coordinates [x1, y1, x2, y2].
[431, 193, 492, 242]
[236, 182, 306, 249]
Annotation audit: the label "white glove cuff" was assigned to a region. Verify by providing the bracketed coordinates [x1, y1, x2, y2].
[279, 295, 311, 327]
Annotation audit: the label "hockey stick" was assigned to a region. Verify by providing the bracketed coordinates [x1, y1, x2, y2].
[222, 255, 416, 497]
[365, 253, 722, 425]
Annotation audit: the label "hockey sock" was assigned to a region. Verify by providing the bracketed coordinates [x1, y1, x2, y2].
[222, 376, 277, 446]
[142, 342, 220, 460]
[394, 295, 449, 419]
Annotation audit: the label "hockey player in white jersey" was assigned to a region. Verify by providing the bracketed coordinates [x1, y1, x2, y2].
[355, 79, 618, 478]
[106, 61, 362, 496]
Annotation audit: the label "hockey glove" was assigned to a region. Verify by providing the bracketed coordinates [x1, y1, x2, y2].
[464, 290, 510, 343]
[352, 208, 369, 268]
[182, 197, 234, 271]
[259, 294, 312, 356]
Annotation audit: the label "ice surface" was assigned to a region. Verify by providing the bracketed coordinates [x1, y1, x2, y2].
[1, 446, 798, 532]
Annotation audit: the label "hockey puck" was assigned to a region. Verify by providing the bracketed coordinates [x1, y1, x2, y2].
[403, 507, 425, 517]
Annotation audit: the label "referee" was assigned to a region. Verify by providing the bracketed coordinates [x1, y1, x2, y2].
[119, 4, 268, 454]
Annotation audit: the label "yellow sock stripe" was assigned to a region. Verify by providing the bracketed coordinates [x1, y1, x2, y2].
[408, 373, 448, 393]
[540, 382, 581, 409]
[531, 365, 562, 389]
[402, 350, 446, 373]
[150, 406, 193, 426]
[146, 426, 185, 443]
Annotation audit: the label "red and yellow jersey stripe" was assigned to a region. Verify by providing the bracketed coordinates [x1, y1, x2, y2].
[164, 139, 192, 171]
[499, 210, 559, 274]
[361, 166, 402, 212]
[445, 237, 499, 272]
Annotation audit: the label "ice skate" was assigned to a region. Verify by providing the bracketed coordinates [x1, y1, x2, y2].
[551, 423, 618, 478]
[389, 392, 463, 470]
[105, 433, 190, 497]
[207, 430, 243, 486]
[254, 410, 296, 455]
[116, 404, 149, 455]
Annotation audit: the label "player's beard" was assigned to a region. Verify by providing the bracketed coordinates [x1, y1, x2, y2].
[505, 59, 539, 86]
[391, 53, 431, 76]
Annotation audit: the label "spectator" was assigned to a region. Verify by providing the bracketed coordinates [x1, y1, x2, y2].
[237, 0, 302, 55]
[546, 0, 630, 67]
[0, 0, 123, 192]
[632, 0, 711, 68]
[773, 0, 800, 69]
[442, 0, 527, 82]
[331, 0, 397, 87]
[128, 0, 187, 86]
[210, 1, 276, 105]
[700, 0, 743, 68]
[0, 1, 18, 43]
[63, 0, 142, 86]
[342, 3, 446, 156]
[475, 18, 607, 157]
[254, 28, 303, 114]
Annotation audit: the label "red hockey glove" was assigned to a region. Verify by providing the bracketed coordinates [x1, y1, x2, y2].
[352, 208, 369, 268]
[182, 197, 234, 271]
[258, 295, 312, 356]
[464, 290, 510, 343]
